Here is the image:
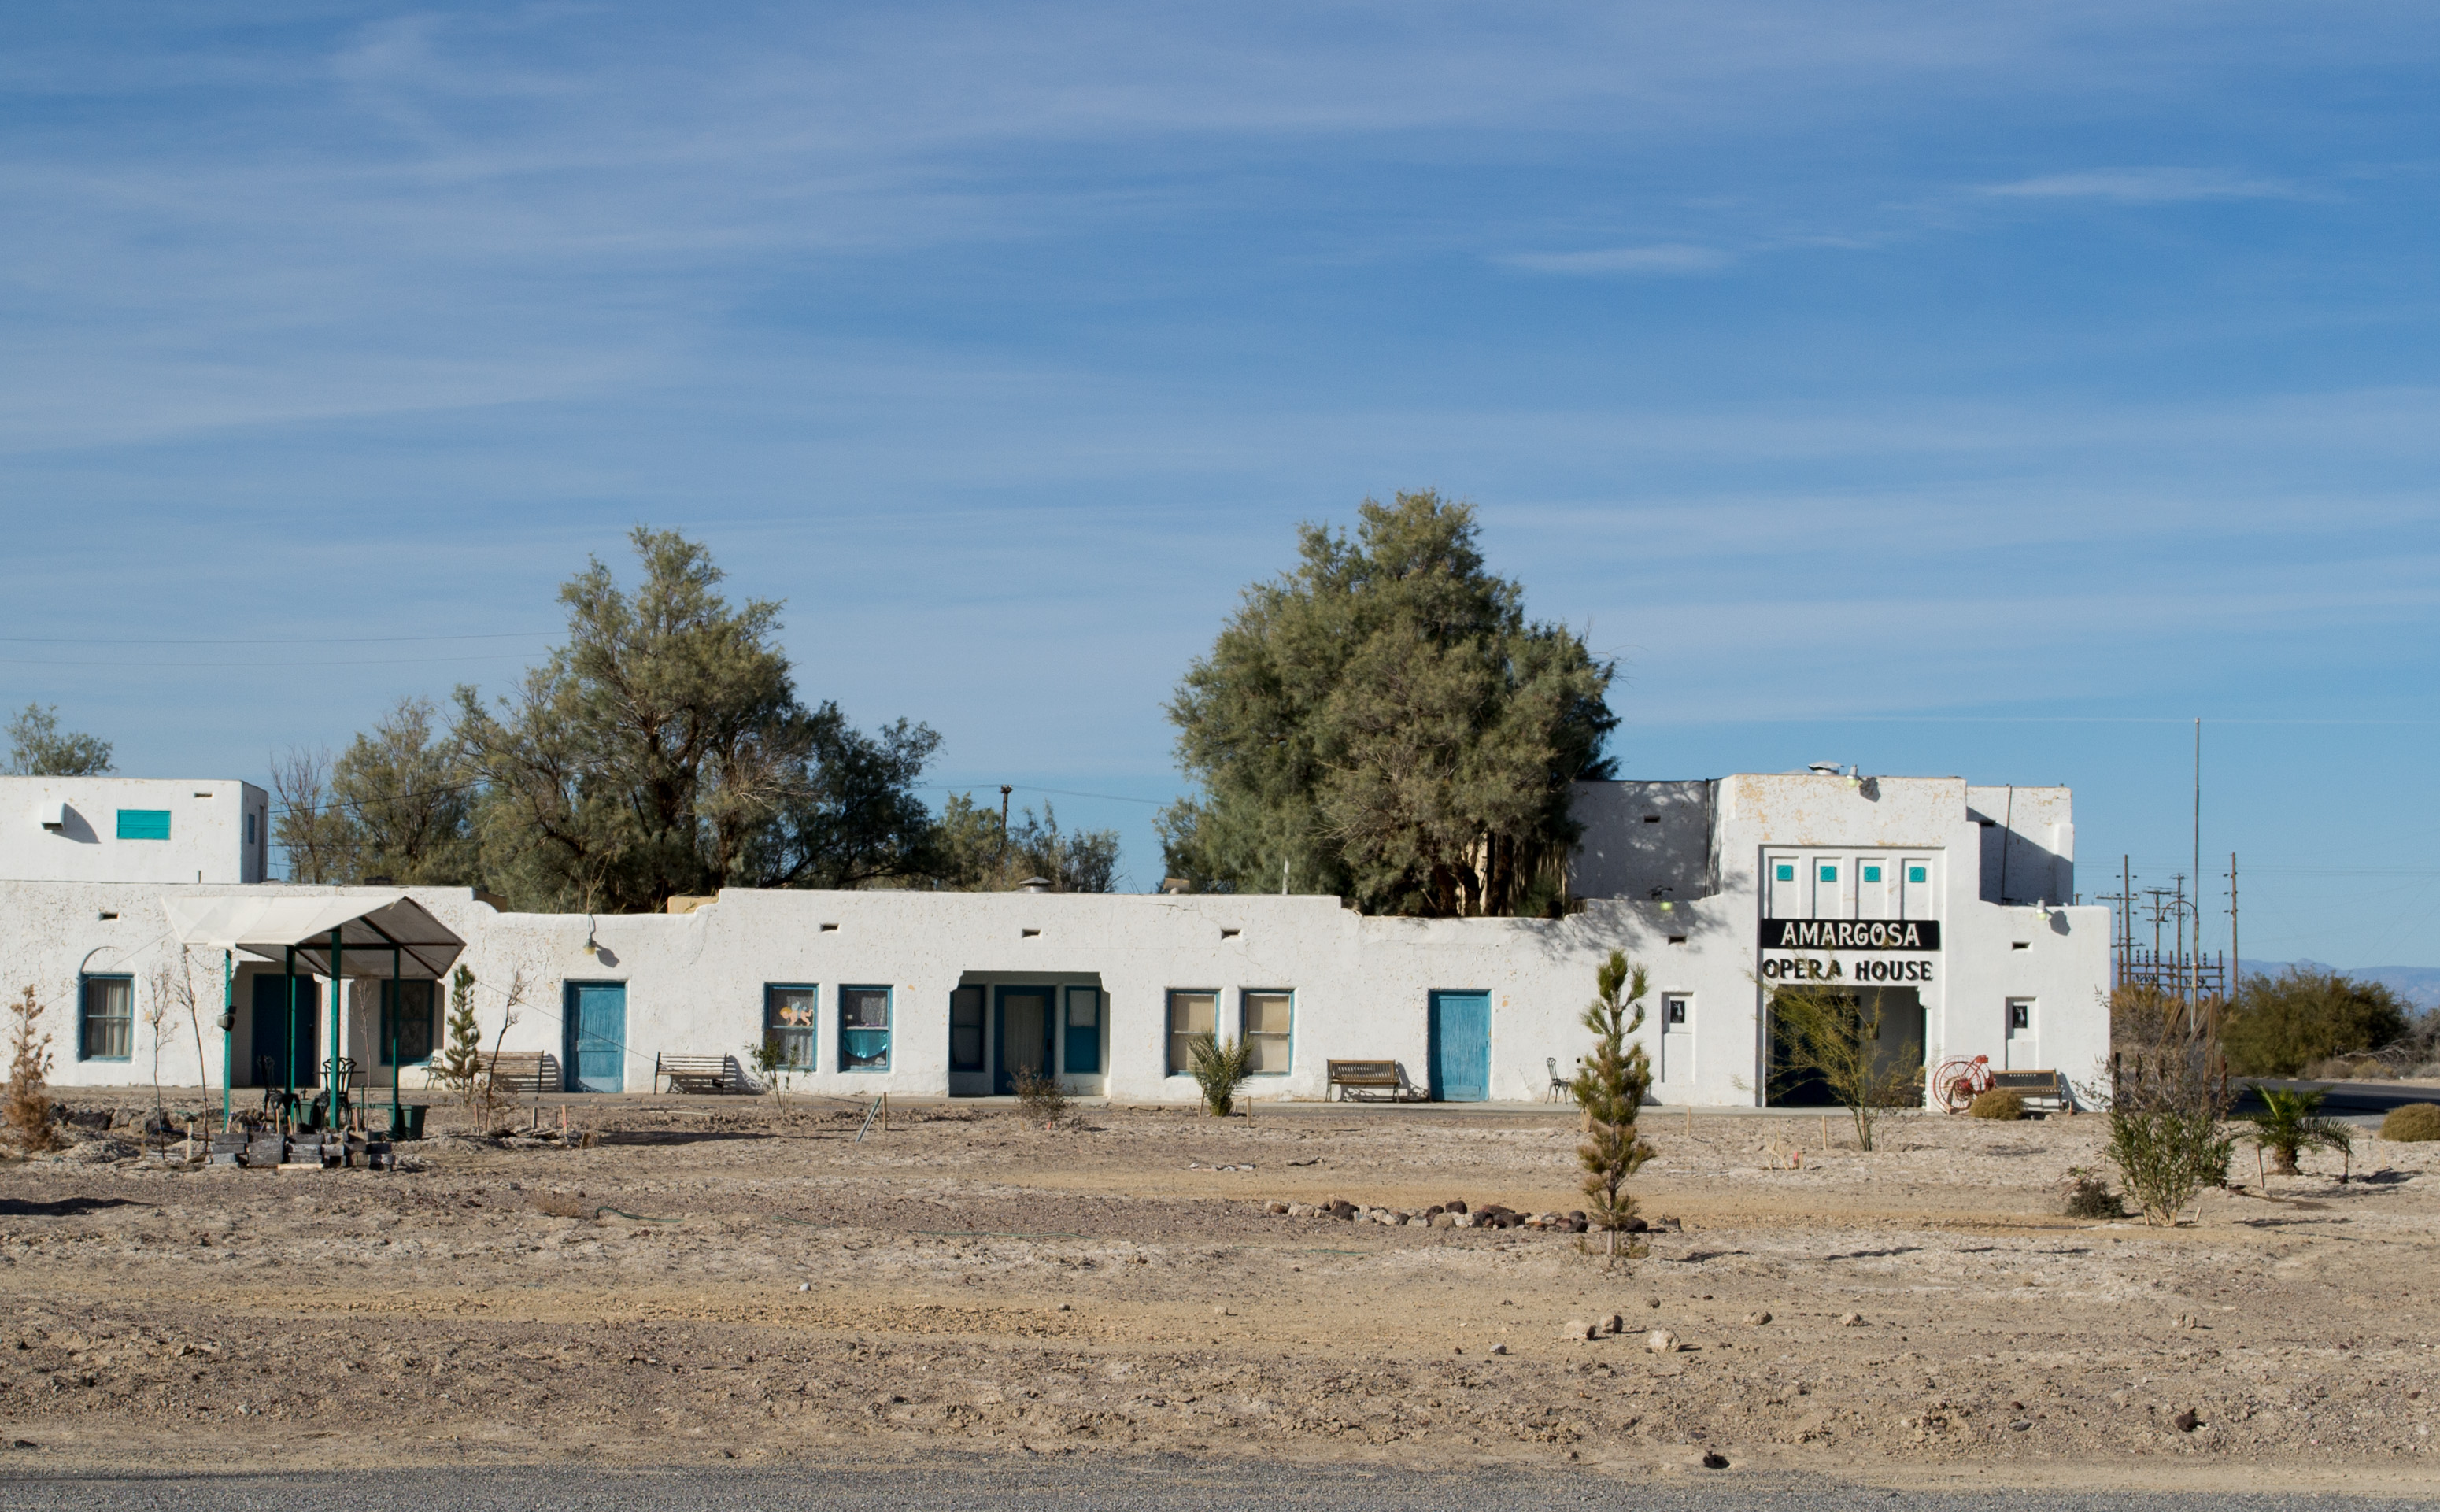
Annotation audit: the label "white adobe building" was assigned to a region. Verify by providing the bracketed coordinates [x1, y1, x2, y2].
[0, 770, 2107, 1108]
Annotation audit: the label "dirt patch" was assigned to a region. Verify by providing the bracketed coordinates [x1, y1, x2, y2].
[2, 1096, 2434, 1491]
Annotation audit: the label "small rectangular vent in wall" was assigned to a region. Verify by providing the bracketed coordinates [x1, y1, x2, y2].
[98, 911, 118, 921]
[1021, 927, 1041, 938]
[193, 791, 213, 798]
[1642, 815, 1661, 823]
[1667, 934, 1687, 945]
[1220, 927, 1240, 939]
[819, 923, 839, 933]
[1979, 819, 1996, 828]
[2011, 941, 2030, 950]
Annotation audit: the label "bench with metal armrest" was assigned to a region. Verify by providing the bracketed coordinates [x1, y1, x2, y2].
[654, 1053, 741, 1095]
[1325, 1059, 1429, 1103]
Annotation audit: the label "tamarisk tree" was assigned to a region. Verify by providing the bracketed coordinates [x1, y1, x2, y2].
[1570, 949, 1656, 1259]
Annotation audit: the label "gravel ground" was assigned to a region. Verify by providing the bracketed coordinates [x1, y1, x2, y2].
[3, 1092, 2435, 1496]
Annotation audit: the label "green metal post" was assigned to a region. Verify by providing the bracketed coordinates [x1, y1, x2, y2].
[284, 945, 298, 1129]
[328, 927, 343, 1128]
[390, 947, 402, 1137]
[220, 950, 232, 1129]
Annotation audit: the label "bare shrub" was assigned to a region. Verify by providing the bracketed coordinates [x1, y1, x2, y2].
[2379, 1103, 2440, 1142]
[6, 985, 57, 1152]
[1013, 1067, 1070, 1126]
[2063, 1166, 2127, 1220]
[1969, 1089, 2025, 1120]
[1767, 982, 1921, 1152]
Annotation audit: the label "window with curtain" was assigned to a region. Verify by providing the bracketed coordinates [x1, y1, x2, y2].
[379, 979, 438, 1065]
[1241, 990, 1292, 1074]
[80, 976, 132, 1060]
[765, 985, 819, 1070]
[840, 986, 891, 1071]
[1167, 990, 1216, 1075]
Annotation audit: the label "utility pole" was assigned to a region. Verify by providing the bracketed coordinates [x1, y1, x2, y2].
[2227, 851, 2240, 1007]
[998, 786, 1012, 855]
[2191, 719, 2203, 1035]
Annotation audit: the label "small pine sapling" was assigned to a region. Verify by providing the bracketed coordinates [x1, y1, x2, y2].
[1571, 949, 1657, 1260]
[434, 966, 488, 1119]
[6, 985, 57, 1152]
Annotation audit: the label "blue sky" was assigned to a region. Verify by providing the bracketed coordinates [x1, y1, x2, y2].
[2, 4, 2436, 965]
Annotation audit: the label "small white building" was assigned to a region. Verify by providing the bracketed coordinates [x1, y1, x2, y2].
[0, 770, 2108, 1108]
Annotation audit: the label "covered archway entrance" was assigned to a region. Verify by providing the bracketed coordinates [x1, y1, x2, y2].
[948, 971, 1106, 1097]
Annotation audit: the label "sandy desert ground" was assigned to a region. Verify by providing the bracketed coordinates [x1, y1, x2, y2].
[3, 1089, 2436, 1496]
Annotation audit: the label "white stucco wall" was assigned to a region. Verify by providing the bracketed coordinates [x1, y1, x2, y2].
[0, 777, 268, 886]
[0, 769, 2110, 1107]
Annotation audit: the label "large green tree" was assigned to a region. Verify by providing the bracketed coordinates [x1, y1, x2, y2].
[452, 528, 941, 912]
[2224, 966, 2413, 1076]
[1161, 490, 1615, 915]
[6, 704, 113, 776]
[930, 794, 1122, 893]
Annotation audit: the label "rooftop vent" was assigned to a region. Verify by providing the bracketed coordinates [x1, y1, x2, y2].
[1017, 876, 1052, 894]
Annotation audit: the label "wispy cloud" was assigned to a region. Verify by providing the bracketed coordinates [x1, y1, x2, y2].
[1496, 242, 1730, 276]
[1976, 168, 2302, 203]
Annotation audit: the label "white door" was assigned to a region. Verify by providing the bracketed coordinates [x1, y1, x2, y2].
[1660, 994, 1693, 1089]
[2005, 998, 2038, 1070]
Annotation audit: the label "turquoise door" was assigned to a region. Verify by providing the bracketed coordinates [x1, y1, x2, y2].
[1427, 990, 1491, 1103]
[249, 975, 319, 1087]
[565, 982, 626, 1092]
[1062, 986, 1101, 1075]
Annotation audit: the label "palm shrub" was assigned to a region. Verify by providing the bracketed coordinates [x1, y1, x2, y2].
[1569, 950, 1656, 1259]
[1187, 1032, 1255, 1117]
[2244, 1086, 2353, 1178]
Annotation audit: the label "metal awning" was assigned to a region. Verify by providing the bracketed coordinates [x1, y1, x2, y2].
[162, 893, 467, 978]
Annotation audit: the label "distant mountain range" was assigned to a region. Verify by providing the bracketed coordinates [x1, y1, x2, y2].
[2248, 961, 2440, 1011]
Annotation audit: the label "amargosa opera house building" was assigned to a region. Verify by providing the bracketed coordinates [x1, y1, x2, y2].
[1, 770, 2108, 1108]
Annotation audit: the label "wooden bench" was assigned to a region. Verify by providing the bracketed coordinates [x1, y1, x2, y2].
[1327, 1059, 1429, 1104]
[482, 1052, 559, 1096]
[654, 1053, 741, 1095]
[1987, 1068, 2075, 1113]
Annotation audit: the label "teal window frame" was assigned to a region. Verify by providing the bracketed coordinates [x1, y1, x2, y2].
[765, 983, 819, 1071]
[1240, 989, 1293, 1075]
[79, 974, 134, 1061]
[1774, 863, 1795, 882]
[116, 809, 171, 841]
[1907, 865, 1928, 884]
[1167, 989, 1218, 1075]
[378, 979, 439, 1066]
[839, 985, 892, 1073]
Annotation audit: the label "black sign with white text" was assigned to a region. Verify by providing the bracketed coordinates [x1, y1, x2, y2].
[1757, 918, 1941, 952]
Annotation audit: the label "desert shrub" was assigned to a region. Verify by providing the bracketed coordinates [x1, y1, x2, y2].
[1187, 1033, 1254, 1117]
[2063, 1167, 2127, 1220]
[2105, 1025, 2233, 1226]
[5, 985, 57, 1152]
[2379, 1103, 2440, 1142]
[1013, 1067, 1070, 1126]
[2224, 967, 2410, 1077]
[1969, 1089, 2025, 1120]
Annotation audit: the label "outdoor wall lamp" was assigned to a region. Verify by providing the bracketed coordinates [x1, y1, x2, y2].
[582, 914, 599, 956]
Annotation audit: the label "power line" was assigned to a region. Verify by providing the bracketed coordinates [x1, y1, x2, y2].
[2, 654, 543, 668]
[0, 631, 555, 645]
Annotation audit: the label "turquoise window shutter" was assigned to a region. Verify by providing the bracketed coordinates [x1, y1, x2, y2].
[116, 809, 172, 840]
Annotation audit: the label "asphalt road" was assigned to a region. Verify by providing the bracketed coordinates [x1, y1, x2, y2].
[1, 1461, 2432, 1511]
